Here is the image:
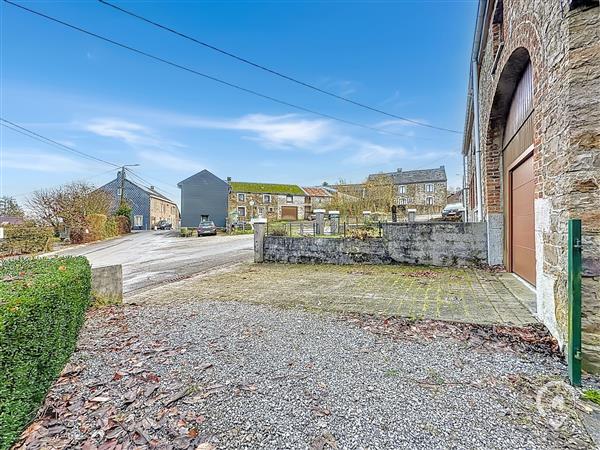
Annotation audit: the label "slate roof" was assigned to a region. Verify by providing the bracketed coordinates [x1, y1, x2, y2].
[229, 182, 305, 196]
[130, 179, 176, 204]
[302, 187, 333, 197]
[368, 166, 447, 185]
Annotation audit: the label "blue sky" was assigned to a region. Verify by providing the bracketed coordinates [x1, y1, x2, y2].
[1, 0, 477, 205]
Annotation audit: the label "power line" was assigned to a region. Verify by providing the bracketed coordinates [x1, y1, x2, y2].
[125, 168, 178, 199]
[4, 0, 439, 141]
[1, 118, 122, 168]
[99, 0, 461, 135]
[10, 168, 118, 198]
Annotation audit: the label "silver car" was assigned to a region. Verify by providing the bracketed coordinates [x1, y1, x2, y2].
[197, 221, 217, 236]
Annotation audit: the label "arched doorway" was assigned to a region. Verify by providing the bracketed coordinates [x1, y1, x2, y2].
[486, 47, 536, 286]
[503, 61, 535, 285]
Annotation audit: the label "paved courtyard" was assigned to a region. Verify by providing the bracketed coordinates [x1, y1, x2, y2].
[132, 263, 537, 326]
[16, 263, 600, 449]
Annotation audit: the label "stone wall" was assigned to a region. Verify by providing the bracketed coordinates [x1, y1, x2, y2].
[466, 0, 600, 371]
[263, 222, 488, 267]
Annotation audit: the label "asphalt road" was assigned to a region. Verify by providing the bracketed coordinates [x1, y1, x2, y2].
[55, 231, 254, 295]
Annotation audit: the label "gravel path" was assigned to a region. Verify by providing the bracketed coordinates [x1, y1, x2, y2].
[16, 300, 595, 449]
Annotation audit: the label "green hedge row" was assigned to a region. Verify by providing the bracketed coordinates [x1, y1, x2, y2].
[0, 226, 53, 256]
[0, 257, 91, 449]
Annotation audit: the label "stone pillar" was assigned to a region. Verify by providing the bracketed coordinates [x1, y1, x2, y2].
[486, 212, 504, 267]
[407, 209, 416, 222]
[314, 209, 325, 235]
[329, 210, 340, 235]
[253, 218, 267, 263]
[91, 265, 123, 305]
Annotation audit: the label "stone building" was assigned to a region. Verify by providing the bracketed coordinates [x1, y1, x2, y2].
[368, 166, 448, 215]
[462, 0, 599, 371]
[301, 187, 333, 218]
[228, 181, 306, 222]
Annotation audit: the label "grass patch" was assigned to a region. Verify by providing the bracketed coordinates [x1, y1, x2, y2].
[230, 181, 304, 195]
[582, 389, 600, 406]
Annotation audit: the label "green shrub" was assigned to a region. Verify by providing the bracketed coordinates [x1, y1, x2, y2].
[180, 227, 194, 237]
[85, 213, 107, 242]
[0, 225, 53, 256]
[0, 257, 91, 449]
[104, 217, 118, 238]
[115, 215, 130, 234]
[115, 201, 132, 219]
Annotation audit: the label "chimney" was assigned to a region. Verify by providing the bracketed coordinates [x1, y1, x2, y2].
[396, 168, 402, 173]
[150, 185, 155, 190]
[227, 176, 232, 182]
[440, 165, 445, 169]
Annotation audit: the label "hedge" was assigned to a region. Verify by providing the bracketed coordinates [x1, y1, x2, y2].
[0, 257, 91, 449]
[0, 225, 53, 256]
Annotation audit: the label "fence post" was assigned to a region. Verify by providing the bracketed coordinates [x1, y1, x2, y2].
[253, 218, 267, 263]
[329, 210, 340, 235]
[568, 218, 582, 386]
[314, 209, 325, 235]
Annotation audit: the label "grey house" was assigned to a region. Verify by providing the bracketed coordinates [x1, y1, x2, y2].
[99, 172, 179, 231]
[178, 170, 229, 228]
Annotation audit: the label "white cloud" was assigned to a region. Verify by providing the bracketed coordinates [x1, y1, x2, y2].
[179, 113, 333, 150]
[137, 150, 205, 173]
[2, 150, 91, 173]
[344, 142, 408, 165]
[84, 118, 182, 149]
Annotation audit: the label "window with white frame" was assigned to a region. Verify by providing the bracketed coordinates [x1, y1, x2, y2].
[263, 194, 271, 203]
[237, 193, 245, 202]
[237, 206, 246, 217]
[426, 196, 434, 205]
[286, 195, 293, 203]
[134, 215, 143, 227]
[425, 184, 434, 193]
[398, 185, 406, 194]
[399, 198, 410, 205]
[117, 187, 122, 197]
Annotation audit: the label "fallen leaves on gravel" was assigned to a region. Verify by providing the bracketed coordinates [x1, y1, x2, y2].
[344, 313, 561, 357]
[13, 307, 219, 450]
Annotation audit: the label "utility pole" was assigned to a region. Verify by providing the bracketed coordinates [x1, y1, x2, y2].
[119, 164, 140, 204]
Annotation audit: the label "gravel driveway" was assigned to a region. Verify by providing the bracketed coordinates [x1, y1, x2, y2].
[15, 298, 596, 449]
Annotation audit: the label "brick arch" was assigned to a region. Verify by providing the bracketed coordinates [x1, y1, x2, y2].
[482, 17, 545, 212]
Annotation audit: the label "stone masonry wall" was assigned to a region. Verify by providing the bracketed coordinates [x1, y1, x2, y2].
[474, 0, 600, 371]
[264, 222, 488, 267]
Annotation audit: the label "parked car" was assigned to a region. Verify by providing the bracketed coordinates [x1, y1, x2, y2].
[155, 220, 172, 230]
[197, 221, 217, 236]
[442, 203, 465, 218]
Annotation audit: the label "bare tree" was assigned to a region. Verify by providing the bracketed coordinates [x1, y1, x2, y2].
[26, 181, 112, 234]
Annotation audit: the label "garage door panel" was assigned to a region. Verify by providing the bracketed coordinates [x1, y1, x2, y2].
[281, 206, 298, 221]
[511, 155, 536, 286]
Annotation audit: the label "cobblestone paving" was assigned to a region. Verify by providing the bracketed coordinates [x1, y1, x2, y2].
[134, 263, 536, 326]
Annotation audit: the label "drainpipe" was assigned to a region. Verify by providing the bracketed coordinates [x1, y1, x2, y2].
[470, 0, 487, 222]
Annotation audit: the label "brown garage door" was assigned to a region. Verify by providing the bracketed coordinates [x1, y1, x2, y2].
[510, 155, 536, 286]
[281, 206, 298, 221]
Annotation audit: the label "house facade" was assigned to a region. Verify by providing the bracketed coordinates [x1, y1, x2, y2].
[462, 0, 599, 370]
[178, 170, 229, 228]
[301, 187, 333, 218]
[228, 181, 306, 222]
[368, 166, 448, 215]
[100, 172, 179, 230]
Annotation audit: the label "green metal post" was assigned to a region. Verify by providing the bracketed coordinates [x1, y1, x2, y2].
[568, 219, 582, 386]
